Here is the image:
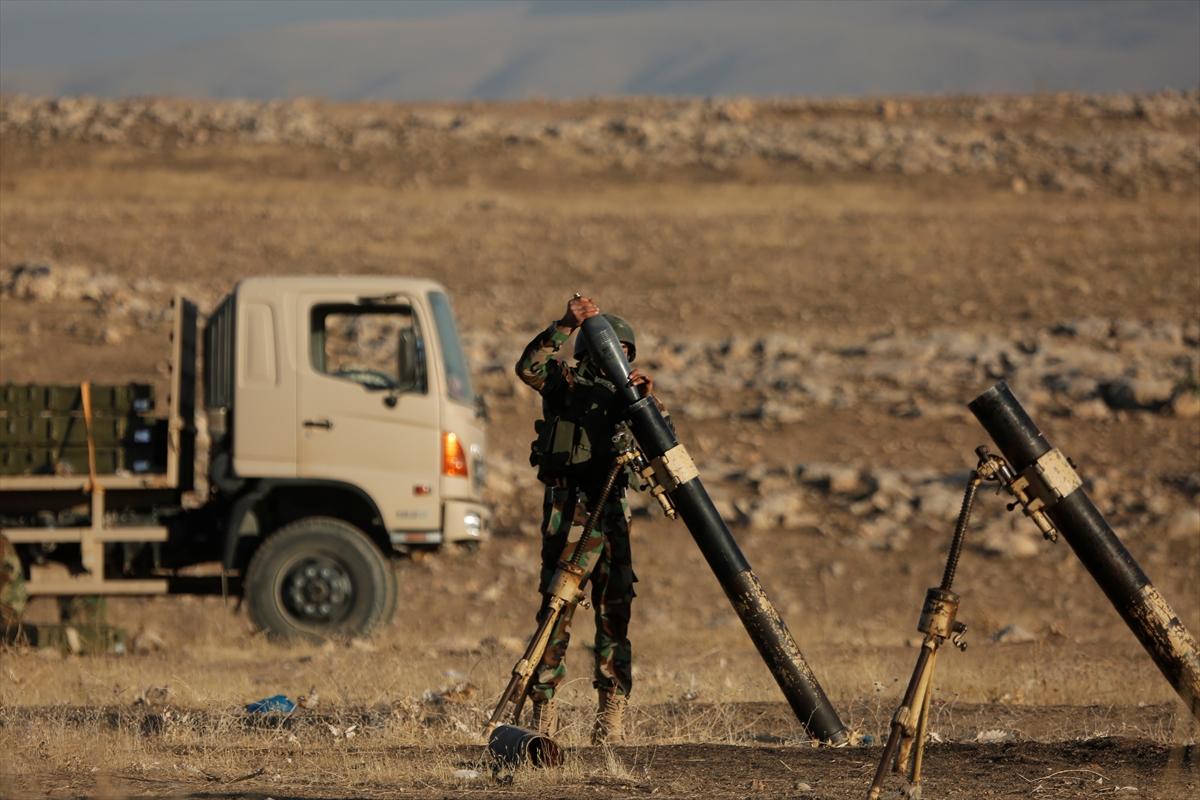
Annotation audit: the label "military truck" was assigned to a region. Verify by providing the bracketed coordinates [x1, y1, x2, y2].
[0, 276, 489, 639]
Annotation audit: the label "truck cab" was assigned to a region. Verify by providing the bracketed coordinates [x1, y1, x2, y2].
[1, 276, 488, 641]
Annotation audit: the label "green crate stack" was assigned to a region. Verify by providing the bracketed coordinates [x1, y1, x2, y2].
[0, 384, 165, 476]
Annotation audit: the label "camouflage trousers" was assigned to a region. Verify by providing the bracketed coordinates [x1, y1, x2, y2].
[531, 483, 635, 702]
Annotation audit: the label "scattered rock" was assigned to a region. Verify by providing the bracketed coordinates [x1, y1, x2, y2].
[1101, 378, 1176, 411]
[130, 627, 166, 654]
[135, 685, 172, 707]
[326, 722, 359, 739]
[858, 517, 910, 550]
[801, 464, 868, 497]
[1170, 392, 1200, 418]
[297, 688, 320, 710]
[738, 492, 812, 530]
[914, 481, 966, 522]
[1071, 398, 1111, 420]
[1164, 508, 1200, 541]
[423, 681, 478, 705]
[2, 92, 1195, 194]
[977, 517, 1043, 559]
[993, 624, 1037, 644]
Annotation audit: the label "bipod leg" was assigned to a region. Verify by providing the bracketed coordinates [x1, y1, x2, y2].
[484, 599, 565, 734]
[894, 638, 938, 775]
[868, 644, 934, 799]
[513, 601, 578, 726]
[867, 468, 979, 800]
[908, 646, 939, 794]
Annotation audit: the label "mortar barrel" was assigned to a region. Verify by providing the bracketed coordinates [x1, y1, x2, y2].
[580, 316, 849, 744]
[970, 381, 1200, 719]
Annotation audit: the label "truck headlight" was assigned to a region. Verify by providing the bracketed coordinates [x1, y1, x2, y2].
[464, 511, 482, 537]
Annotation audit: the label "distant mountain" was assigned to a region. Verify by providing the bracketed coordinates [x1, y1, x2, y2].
[2, 1, 1196, 100]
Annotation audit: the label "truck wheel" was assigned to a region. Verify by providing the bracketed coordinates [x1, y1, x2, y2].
[244, 517, 397, 641]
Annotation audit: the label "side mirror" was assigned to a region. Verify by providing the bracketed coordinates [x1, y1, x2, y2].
[396, 329, 420, 393]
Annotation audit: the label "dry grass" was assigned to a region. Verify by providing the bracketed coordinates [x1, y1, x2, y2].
[3, 580, 1197, 797]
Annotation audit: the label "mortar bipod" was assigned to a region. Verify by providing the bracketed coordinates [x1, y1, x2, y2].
[867, 450, 1004, 800]
[483, 448, 635, 768]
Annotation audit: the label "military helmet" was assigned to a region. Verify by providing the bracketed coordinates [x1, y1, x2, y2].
[575, 314, 636, 362]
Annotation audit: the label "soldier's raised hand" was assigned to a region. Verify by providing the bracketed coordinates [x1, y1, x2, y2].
[559, 294, 600, 329]
[629, 368, 654, 397]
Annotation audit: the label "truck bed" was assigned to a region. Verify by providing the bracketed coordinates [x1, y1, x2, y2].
[0, 296, 197, 496]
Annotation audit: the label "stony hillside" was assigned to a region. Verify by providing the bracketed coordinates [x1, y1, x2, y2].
[3, 91, 1198, 195]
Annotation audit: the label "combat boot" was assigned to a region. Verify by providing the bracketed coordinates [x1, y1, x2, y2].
[529, 697, 557, 735]
[591, 689, 627, 744]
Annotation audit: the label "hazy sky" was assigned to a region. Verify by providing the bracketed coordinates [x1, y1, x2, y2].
[1, 0, 1196, 99]
[0, 0, 500, 70]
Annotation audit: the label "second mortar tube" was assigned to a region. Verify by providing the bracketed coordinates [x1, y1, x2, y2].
[970, 381, 1200, 719]
[581, 316, 849, 744]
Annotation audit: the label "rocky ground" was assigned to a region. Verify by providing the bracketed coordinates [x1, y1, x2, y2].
[0, 92, 1197, 798]
[3, 91, 1199, 196]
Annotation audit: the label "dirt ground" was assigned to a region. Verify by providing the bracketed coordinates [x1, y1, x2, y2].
[0, 95, 1198, 798]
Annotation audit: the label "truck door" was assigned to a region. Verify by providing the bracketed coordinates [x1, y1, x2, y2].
[296, 297, 440, 532]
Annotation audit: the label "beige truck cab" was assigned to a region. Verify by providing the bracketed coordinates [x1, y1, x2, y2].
[1, 276, 488, 640]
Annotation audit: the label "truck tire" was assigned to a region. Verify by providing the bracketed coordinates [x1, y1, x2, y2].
[244, 516, 397, 641]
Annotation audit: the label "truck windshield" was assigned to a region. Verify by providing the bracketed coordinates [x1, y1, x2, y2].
[428, 291, 475, 405]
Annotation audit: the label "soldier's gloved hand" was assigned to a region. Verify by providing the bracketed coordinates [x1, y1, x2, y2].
[629, 368, 654, 397]
[559, 295, 600, 329]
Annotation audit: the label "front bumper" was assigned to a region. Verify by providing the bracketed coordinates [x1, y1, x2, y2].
[443, 499, 490, 543]
[388, 501, 490, 548]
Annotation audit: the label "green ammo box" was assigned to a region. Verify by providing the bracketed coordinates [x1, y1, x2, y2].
[0, 416, 39, 445]
[43, 416, 129, 446]
[2, 383, 155, 416]
[91, 384, 155, 415]
[44, 385, 82, 413]
[0, 385, 45, 414]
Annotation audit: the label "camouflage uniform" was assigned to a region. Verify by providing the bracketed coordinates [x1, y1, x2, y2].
[516, 322, 637, 701]
[0, 534, 28, 633]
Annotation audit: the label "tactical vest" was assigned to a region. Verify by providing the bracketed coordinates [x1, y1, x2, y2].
[530, 364, 623, 486]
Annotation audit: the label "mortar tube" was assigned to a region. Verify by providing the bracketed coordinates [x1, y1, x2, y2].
[969, 381, 1200, 719]
[580, 316, 849, 744]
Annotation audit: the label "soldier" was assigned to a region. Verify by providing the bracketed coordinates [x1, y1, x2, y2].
[515, 294, 660, 744]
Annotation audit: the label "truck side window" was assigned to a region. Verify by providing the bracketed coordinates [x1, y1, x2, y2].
[310, 305, 427, 393]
